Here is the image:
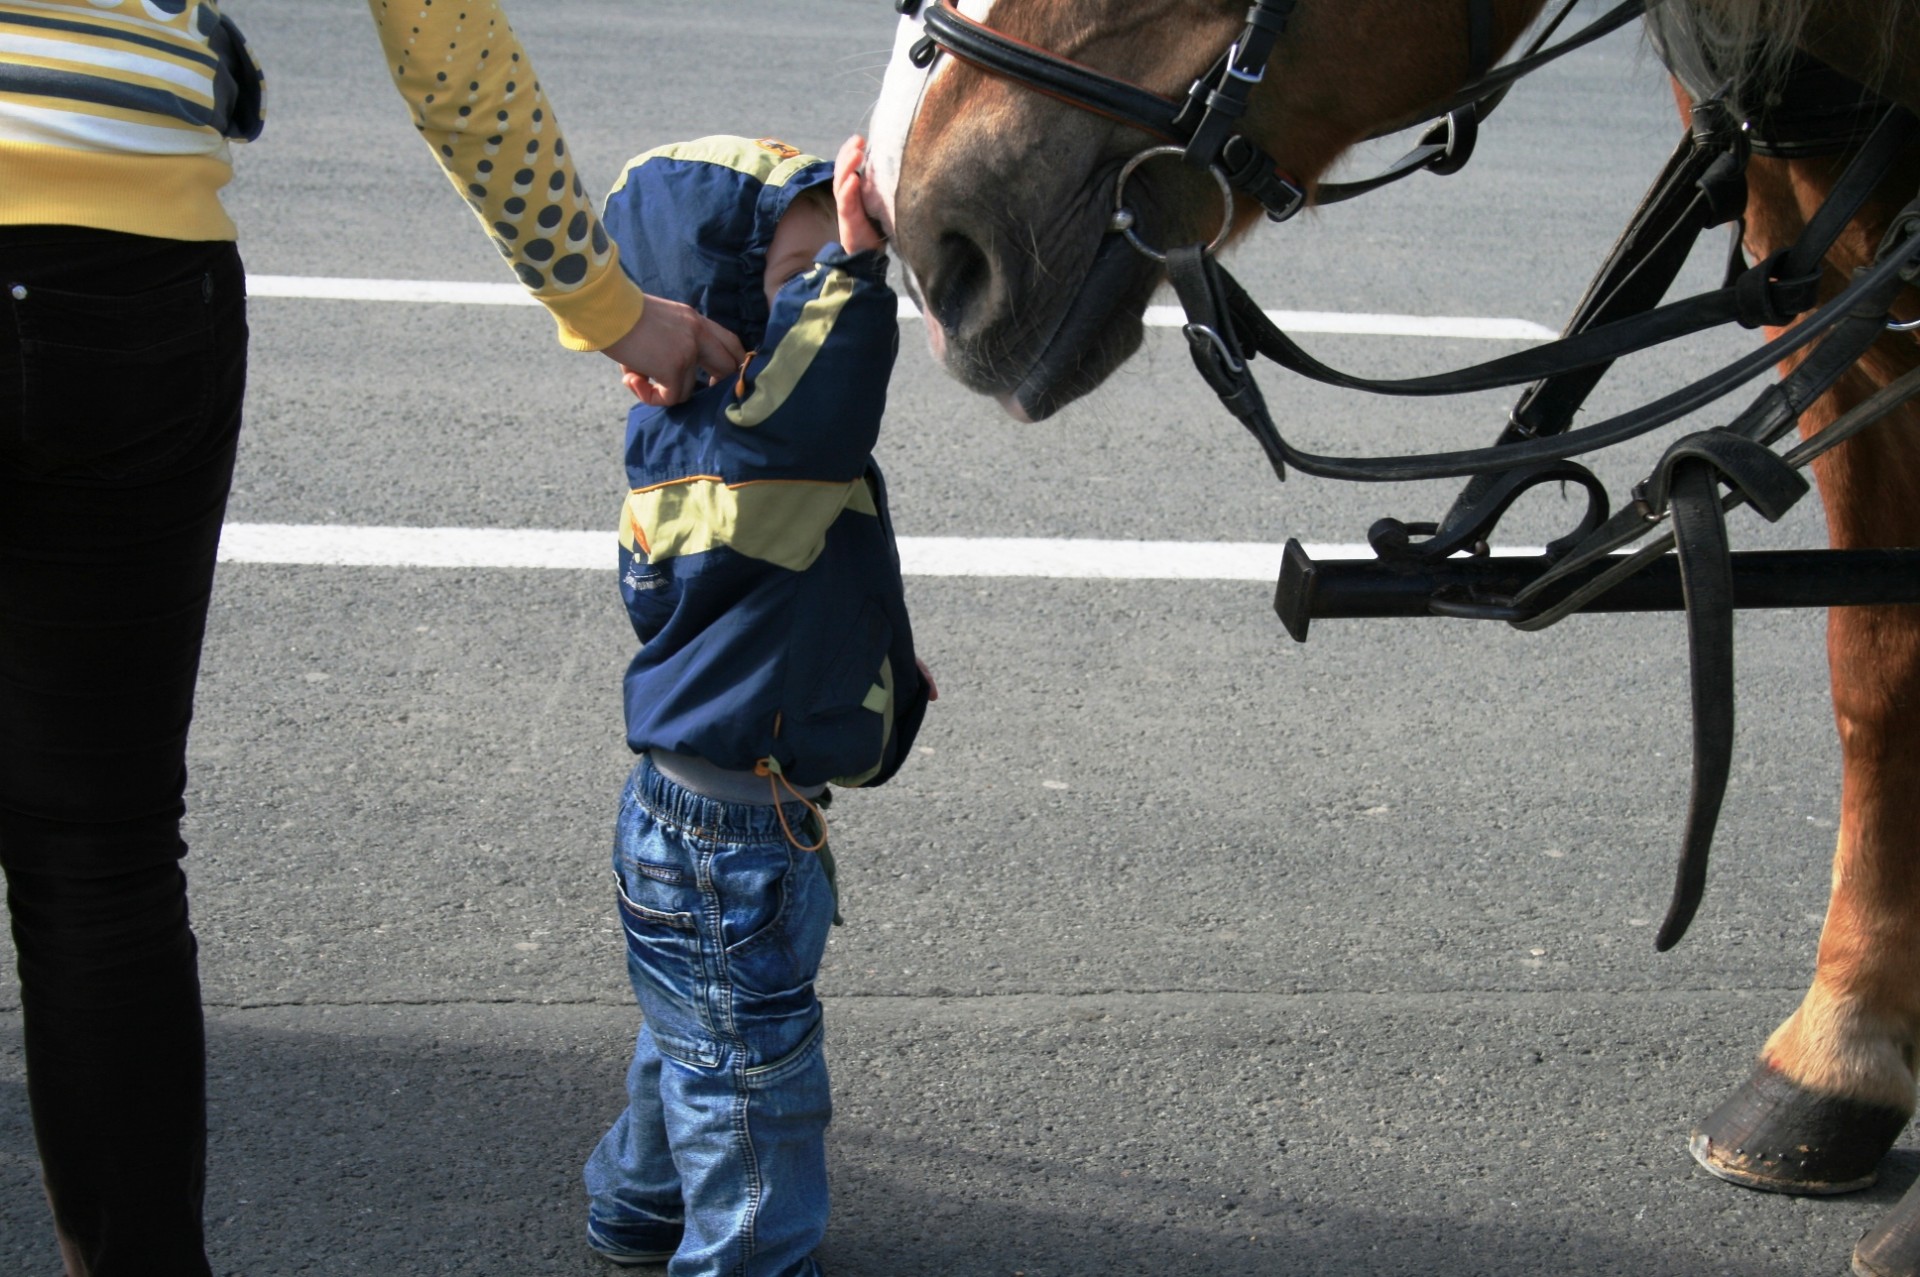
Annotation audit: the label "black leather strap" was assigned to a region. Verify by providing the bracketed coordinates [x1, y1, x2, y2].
[1366, 0, 1646, 138]
[1166, 244, 1288, 480]
[1746, 55, 1894, 159]
[1366, 459, 1611, 563]
[1176, 109, 1920, 484]
[1466, 0, 1496, 79]
[1175, 1, 1299, 169]
[1780, 105, 1920, 282]
[1257, 111, 1920, 402]
[1506, 233, 1920, 625]
[1658, 457, 1736, 951]
[1315, 117, 1472, 206]
[1319, 0, 1600, 205]
[1627, 429, 1810, 949]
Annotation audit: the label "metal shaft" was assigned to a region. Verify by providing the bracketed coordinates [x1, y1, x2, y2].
[1275, 541, 1920, 641]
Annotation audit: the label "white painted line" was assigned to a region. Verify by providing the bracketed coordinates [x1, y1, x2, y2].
[243, 274, 1552, 341]
[217, 524, 1545, 579]
[1141, 304, 1558, 342]
[902, 536, 1288, 580]
[217, 524, 606, 569]
[247, 275, 540, 307]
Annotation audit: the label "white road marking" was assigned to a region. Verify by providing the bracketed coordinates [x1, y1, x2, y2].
[217, 524, 1545, 578]
[1139, 305, 1556, 342]
[244, 275, 1555, 341]
[218, 524, 606, 570]
[247, 275, 541, 307]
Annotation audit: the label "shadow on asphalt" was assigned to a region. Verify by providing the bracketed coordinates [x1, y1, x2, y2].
[2, 1011, 1874, 1276]
[824, 1121, 1836, 1277]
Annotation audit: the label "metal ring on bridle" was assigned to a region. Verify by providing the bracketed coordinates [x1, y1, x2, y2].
[1109, 145, 1236, 263]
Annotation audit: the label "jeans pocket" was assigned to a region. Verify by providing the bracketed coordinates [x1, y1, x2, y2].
[723, 849, 833, 1006]
[11, 273, 220, 477]
[614, 873, 719, 1068]
[741, 1017, 826, 1091]
[713, 840, 791, 966]
[615, 877, 696, 933]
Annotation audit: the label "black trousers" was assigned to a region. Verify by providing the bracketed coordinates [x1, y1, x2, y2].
[1, 226, 247, 1277]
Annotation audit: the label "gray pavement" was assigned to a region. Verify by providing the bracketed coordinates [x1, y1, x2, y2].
[0, 2, 1896, 1274]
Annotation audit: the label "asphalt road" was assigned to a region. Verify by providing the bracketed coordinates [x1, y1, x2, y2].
[0, 4, 1894, 1275]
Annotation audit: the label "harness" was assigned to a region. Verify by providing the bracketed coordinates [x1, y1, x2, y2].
[893, 0, 1920, 949]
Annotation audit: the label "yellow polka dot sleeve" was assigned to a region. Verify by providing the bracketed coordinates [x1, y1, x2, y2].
[367, 0, 644, 352]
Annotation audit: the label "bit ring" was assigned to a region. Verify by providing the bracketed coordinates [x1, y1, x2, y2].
[1109, 145, 1236, 263]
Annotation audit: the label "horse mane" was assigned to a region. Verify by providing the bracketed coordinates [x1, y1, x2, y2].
[1670, 0, 1810, 71]
[1663, 0, 1917, 91]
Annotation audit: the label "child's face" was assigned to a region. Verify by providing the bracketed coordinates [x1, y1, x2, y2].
[763, 196, 838, 310]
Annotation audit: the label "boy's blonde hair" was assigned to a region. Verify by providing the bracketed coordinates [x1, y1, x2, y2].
[788, 182, 836, 224]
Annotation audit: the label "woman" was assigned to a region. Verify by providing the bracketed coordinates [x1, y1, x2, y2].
[0, 4, 738, 1273]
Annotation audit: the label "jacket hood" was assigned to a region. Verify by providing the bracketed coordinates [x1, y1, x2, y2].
[601, 135, 836, 349]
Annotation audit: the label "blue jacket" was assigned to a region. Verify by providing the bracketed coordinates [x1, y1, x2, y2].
[604, 136, 928, 788]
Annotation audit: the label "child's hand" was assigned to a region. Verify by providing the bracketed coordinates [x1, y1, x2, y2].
[834, 135, 887, 256]
[916, 658, 939, 702]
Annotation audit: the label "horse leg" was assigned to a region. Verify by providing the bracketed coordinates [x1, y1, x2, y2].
[1691, 365, 1920, 1197]
[1817, 374, 1920, 1277]
[1688, 149, 1920, 1207]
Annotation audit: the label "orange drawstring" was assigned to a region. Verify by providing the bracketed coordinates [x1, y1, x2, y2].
[754, 758, 828, 852]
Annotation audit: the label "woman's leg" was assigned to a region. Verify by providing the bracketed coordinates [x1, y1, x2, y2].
[0, 228, 247, 1276]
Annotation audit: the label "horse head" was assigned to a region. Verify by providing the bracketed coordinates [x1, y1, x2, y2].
[868, 0, 1550, 419]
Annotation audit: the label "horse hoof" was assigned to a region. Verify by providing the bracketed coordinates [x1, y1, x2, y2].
[1690, 1062, 1908, 1195]
[1855, 1179, 1920, 1277]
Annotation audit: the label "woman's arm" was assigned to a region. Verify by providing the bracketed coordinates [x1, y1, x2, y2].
[366, 0, 741, 394]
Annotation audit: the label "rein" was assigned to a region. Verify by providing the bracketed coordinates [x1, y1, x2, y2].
[886, 0, 1920, 950]
[1160, 81, 1920, 948]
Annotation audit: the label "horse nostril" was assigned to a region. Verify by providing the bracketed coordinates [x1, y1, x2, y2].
[927, 230, 991, 336]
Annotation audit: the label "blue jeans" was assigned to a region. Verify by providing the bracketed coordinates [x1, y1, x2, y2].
[586, 755, 836, 1277]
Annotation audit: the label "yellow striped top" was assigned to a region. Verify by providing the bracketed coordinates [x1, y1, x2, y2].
[0, 0, 643, 351]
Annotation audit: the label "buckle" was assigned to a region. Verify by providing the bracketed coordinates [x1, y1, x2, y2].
[1224, 40, 1266, 84]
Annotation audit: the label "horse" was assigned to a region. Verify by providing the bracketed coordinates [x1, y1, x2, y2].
[868, 1, 1920, 1273]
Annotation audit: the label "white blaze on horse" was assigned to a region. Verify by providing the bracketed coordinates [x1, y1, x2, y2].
[870, 1, 1920, 1273]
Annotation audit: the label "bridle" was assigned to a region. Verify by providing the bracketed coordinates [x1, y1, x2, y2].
[896, 0, 1308, 234]
[881, 0, 1920, 952]
[891, 0, 1649, 254]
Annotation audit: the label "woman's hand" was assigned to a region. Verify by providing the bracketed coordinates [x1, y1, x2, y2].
[602, 295, 746, 407]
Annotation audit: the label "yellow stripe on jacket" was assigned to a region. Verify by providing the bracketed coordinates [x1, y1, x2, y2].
[622, 477, 880, 573]
[726, 266, 858, 428]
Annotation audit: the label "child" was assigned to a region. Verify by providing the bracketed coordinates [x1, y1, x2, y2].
[583, 134, 934, 1277]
